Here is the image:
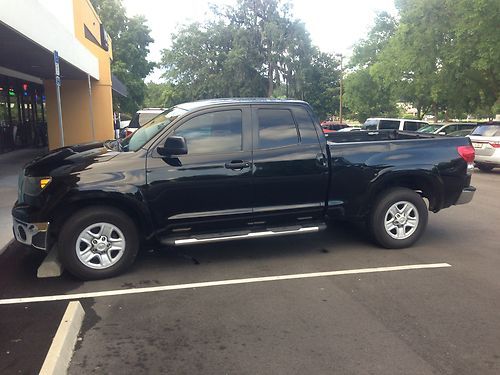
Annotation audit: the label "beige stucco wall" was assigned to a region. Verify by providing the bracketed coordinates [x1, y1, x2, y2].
[45, 0, 114, 150]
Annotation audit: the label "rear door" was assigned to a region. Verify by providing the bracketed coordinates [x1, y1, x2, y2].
[145, 106, 254, 236]
[251, 104, 329, 227]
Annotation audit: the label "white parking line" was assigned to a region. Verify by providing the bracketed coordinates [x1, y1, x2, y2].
[0, 263, 451, 305]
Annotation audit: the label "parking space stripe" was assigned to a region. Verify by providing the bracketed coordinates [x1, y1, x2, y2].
[0, 263, 451, 305]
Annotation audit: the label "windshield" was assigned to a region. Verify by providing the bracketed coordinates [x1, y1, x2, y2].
[471, 125, 500, 137]
[120, 107, 188, 151]
[418, 125, 441, 133]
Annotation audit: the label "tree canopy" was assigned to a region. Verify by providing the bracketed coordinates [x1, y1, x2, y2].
[158, 0, 341, 120]
[346, 0, 500, 121]
[91, 0, 155, 114]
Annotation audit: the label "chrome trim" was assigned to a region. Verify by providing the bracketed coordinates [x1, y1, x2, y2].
[12, 218, 49, 250]
[253, 203, 323, 213]
[175, 226, 320, 245]
[455, 187, 476, 205]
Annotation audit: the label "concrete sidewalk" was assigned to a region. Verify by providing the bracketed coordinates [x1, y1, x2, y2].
[0, 148, 47, 253]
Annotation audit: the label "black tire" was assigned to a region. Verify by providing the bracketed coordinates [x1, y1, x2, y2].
[58, 206, 139, 280]
[369, 188, 428, 249]
[476, 164, 494, 172]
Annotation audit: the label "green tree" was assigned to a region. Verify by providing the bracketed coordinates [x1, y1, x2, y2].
[374, 0, 499, 118]
[91, 0, 155, 114]
[301, 51, 340, 120]
[160, 0, 320, 102]
[344, 12, 398, 121]
[344, 69, 399, 123]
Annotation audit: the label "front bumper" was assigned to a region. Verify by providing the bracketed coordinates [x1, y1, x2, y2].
[12, 217, 49, 251]
[455, 186, 476, 205]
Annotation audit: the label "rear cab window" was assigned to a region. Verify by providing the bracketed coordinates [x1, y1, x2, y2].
[257, 109, 299, 148]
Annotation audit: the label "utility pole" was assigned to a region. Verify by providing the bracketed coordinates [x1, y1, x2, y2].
[54, 51, 64, 147]
[336, 53, 344, 124]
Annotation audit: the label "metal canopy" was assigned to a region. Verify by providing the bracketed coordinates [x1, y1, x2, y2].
[0, 21, 89, 81]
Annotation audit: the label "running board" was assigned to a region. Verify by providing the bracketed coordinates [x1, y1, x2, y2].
[162, 224, 325, 246]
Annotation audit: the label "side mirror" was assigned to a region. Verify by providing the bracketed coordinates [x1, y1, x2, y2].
[438, 131, 446, 136]
[157, 136, 188, 156]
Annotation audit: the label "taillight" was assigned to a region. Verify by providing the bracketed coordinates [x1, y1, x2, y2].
[457, 145, 475, 163]
[489, 141, 500, 148]
[126, 129, 133, 137]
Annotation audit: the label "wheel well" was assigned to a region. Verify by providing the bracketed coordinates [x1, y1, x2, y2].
[371, 175, 441, 213]
[49, 198, 154, 243]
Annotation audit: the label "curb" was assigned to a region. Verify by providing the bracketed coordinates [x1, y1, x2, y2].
[39, 301, 85, 375]
[37, 245, 63, 278]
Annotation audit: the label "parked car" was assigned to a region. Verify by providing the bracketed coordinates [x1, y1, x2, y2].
[120, 108, 166, 138]
[321, 122, 350, 133]
[363, 118, 429, 131]
[418, 123, 477, 135]
[447, 129, 475, 137]
[337, 127, 361, 132]
[13, 99, 475, 279]
[469, 122, 500, 171]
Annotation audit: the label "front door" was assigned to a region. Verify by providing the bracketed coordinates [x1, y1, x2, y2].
[145, 106, 253, 237]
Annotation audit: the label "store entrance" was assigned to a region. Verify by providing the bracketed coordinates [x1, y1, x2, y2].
[0, 75, 47, 154]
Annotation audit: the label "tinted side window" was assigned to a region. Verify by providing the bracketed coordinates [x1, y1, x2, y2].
[258, 109, 299, 148]
[404, 121, 420, 131]
[173, 110, 242, 154]
[379, 120, 400, 130]
[292, 107, 320, 144]
[443, 125, 457, 134]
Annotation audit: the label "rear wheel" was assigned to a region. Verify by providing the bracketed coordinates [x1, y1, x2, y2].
[369, 188, 428, 249]
[476, 163, 494, 172]
[58, 206, 139, 280]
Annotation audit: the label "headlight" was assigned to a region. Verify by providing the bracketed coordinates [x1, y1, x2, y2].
[24, 176, 52, 196]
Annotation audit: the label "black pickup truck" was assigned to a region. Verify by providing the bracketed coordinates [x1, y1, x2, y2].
[12, 99, 476, 279]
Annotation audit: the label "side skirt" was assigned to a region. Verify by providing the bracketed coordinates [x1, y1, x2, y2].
[160, 223, 327, 246]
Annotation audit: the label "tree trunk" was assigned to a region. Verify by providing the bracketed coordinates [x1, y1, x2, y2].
[267, 62, 274, 97]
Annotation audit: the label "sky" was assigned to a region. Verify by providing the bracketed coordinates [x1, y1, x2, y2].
[122, 0, 398, 81]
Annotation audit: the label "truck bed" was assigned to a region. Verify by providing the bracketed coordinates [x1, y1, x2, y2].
[325, 130, 472, 218]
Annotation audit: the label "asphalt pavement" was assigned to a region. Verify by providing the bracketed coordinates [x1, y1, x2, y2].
[0, 169, 499, 374]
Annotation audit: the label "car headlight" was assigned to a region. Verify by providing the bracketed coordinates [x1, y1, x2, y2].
[24, 176, 52, 196]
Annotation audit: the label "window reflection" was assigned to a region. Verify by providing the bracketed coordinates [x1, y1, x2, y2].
[258, 109, 298, 148]
[174, 110, 242, 154]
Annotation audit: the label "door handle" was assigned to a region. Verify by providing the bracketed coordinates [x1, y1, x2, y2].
[225, 160, 251, 170]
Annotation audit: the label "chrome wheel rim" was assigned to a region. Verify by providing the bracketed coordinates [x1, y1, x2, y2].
[384, 201, 419, 240]
[76, 222, 126, 269]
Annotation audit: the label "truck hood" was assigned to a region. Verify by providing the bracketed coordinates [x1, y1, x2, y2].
[24, 141, 120, 177]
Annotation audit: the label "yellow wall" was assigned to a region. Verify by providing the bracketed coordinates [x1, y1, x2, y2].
[45, 0, 115, 149]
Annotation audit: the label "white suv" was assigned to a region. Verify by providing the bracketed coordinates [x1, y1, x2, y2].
[120, 108, 166, 138]
[363, 118, 429, 131]
[469, 122, 500, 171]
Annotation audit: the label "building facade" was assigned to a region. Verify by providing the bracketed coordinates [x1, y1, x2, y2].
[0, 0, 123, 153]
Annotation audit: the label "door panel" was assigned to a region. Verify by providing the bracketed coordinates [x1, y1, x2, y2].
[144, 107, 253, 236]
[251, 105, 329, 226]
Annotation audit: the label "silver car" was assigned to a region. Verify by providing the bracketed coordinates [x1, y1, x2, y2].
[469, 123, 500, 171]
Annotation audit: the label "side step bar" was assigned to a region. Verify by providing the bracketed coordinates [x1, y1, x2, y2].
[162, 224, 326, 246]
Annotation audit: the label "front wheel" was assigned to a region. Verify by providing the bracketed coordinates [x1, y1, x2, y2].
[58, 206, 139, 280]
[369, 188, 428, 249]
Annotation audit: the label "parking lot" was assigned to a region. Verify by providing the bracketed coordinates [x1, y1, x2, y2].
[0, 169, 499, 374]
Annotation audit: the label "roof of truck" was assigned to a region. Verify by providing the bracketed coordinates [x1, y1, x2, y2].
[176, 98, 309, 111]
